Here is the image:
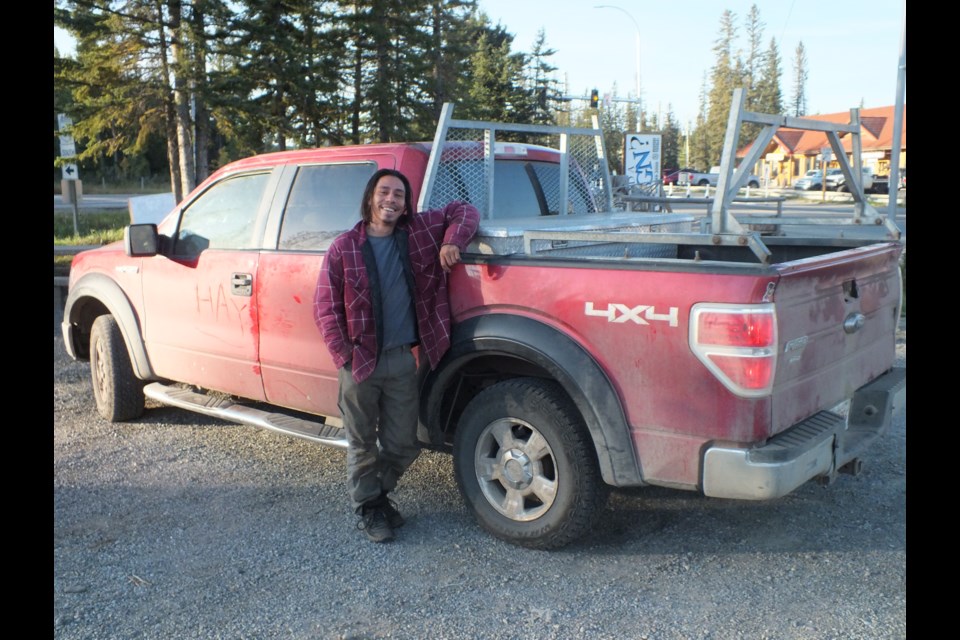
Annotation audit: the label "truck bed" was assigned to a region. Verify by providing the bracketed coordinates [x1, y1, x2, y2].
[470, 210, 893, 267]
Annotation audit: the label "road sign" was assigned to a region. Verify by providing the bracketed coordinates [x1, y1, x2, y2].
[821, 146, 832, 162]
[624, 133, 661, 188]
[58, 112, 79, 180]
[59, 138, 76, 158]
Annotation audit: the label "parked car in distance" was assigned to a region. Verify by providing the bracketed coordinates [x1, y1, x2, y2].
[678, 166, 760, 188]
[793, 169, 823, 190]
[663, 168, 693, 185]
[898, 167, 906, 190]
[826, 167, 874, 193]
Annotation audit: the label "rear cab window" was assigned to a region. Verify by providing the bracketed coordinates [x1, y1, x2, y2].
[277, 162, 378, 251]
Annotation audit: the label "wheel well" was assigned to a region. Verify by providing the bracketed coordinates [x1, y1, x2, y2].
[67, 295, 111, 360]
[63, 273, 155, 380]
[426, 352, 554, 448]
[420, 314, 643, 487]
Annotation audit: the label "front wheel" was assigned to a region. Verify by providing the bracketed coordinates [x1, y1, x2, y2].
[747, 180, 759, 188]
[453, 377, 604, 549]
[90, 315, 145, 422]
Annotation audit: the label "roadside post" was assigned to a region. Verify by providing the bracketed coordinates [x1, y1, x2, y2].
[820, 146, 832, 202]
[58, 113, 81, 236]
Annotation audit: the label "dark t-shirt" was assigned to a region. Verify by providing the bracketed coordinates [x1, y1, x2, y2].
[367, 233, 417, 351]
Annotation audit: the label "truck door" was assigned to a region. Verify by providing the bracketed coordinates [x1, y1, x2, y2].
[257, 158, 391, 417]
[139, 168, 279, 400]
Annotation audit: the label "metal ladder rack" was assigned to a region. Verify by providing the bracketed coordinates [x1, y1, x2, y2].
[705, 88, 902, 262]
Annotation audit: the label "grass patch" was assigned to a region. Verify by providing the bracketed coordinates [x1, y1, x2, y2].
[54, 210, 129, 277]
[54, 210, 128, 245]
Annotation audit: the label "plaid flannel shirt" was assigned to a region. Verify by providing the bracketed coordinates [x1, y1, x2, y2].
[314, 201, 480, 383]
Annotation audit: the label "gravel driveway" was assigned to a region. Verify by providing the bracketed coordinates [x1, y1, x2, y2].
[54, 317, 906, 640]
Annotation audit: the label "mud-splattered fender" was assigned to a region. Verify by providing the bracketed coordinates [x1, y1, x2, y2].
[421, 313, 642, 487]
[62, 272, 155, 381]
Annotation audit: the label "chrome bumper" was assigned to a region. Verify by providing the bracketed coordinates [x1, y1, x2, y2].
[702, 367, 906, 500]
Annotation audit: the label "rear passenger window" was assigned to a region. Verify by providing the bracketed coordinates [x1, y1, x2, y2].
[278, 163, 377, 250]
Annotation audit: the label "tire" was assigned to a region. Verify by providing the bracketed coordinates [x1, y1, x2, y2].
[747, 180, 759, 188]
[838, 183, 849, 193]
[89, 315, 145, 422]
[453, 377, 605, 550]
[697, 179, 709, 187]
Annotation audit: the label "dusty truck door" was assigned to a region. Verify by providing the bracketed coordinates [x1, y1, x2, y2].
[139, 167, 280, 401]
[256, 157, 393, 417]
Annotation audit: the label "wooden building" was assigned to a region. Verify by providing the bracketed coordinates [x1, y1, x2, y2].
[740, 105, 906, 187]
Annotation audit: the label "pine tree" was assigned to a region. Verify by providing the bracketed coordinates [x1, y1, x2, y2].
[691, 74, 711, 170]
[790, 41, 809, 116]
[525, 29, 560, 127]
[704, 9, 741, 168]
[422, 0, 477, 126]
[169, 0, 197, 194]
[459, 12, 527, 123]
[338, 0, 439, 143]
[659, 107, 682, 173]
[754, 37, 783, 116]
[740, 4, 765, 142]
[54, 0, 185, 196]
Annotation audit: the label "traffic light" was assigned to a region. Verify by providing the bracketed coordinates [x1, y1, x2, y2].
[590, 89, 599, 109]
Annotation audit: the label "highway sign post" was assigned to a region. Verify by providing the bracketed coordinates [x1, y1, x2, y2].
[58, 113, 81, 235]
[818, 146, 833, 200]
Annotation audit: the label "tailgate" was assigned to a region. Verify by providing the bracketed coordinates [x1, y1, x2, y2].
[770, 242, 903, 434]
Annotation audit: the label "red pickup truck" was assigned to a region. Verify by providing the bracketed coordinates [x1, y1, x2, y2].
[62, 97, 905, 549]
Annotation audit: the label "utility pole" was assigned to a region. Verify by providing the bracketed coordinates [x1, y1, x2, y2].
[595, 5, 642, 129]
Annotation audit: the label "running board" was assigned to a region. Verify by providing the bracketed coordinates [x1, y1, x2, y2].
[143, 382, 348, 449]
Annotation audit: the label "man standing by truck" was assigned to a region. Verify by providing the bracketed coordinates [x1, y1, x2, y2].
[314, 168, 479, 542]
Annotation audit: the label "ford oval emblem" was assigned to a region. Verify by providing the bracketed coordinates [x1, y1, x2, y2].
[843, 313, 866, 334]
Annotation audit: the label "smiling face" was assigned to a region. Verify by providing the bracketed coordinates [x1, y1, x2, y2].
[366, 175, 407, 236]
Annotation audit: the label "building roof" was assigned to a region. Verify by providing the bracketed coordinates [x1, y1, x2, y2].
[740, 104, 906, 157]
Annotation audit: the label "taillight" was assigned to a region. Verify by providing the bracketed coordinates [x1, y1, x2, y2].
[690, 303, 777, 397]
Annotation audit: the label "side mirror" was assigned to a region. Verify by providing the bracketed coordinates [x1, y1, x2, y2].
[125, 224, 159, 257]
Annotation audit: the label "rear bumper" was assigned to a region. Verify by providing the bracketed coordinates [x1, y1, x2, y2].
[702, 367, 906, 500]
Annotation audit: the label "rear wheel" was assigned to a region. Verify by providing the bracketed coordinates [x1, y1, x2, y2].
[90, 315, 145, 422]
[453, 377, 604, 549]
[697, 179, 710, 187]
[747, 180, 759, 188]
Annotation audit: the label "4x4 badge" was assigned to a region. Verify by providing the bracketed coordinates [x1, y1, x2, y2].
[585, 302, 679, 327]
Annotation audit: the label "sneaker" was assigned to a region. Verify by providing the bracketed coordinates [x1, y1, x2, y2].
[357, 504, 394, 543]
[378, 493, 406, 529]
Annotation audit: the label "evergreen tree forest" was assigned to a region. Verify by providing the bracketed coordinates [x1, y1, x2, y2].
[54, 2, 800, 196]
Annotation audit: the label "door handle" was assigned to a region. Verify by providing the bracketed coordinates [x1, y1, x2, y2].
[231, 272, 253, 296]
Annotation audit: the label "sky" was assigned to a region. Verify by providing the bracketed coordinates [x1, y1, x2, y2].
[476, 0, 906, 126]
[54, 0, 906, 128]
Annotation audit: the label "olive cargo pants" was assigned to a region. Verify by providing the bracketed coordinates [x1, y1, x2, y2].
[338, 344, 421, 512]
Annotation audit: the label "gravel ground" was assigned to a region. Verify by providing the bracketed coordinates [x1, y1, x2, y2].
[54, 317, 906, 640]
